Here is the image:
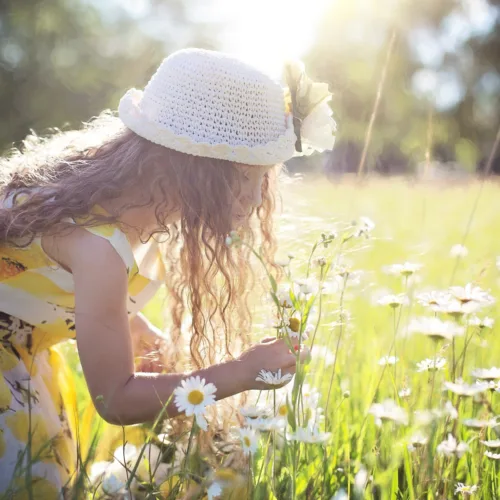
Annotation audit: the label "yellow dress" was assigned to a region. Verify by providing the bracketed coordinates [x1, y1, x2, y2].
[0, 205, 165, 498]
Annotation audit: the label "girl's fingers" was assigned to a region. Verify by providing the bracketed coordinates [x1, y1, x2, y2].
[260, 336, 277, 344]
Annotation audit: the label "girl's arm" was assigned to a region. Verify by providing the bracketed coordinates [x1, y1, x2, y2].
[52, 227, 305, 426]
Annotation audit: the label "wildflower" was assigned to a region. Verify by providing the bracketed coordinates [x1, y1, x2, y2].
[398, 387, 411, 398]
[343, 390, 351, 398]
[311, 345, 335, 367]
[471, 367, 500, 381]
[454, 483, 478, 496]
[449, 283, 495, 307]
[353, 216, 375, 238]
[383, 262, 422, 277]
[368, 399, 408, 426]
[276, 287, 293, 308]
[416, 290, 452, 311]
[377, 294, 409, 308]
[113, 443, 139, 466]
[314, 256, 327, 267]
[287, 425, 331, 444]
[174, 376, 217, 431]
[239, 427, 259, 455]
[485, 451, 500, 459]
[255, 369, 293, 386]
[469, 316, 494, 329]
[207, 481, 223, 500]
[450, 245, 468, 258]
[378, 355, 399, 366]
[444, 401, 459, 420]
[435, 299, 481, 318]
[443, 380, 487, 397]
[248, 416, 287, 432]
[480, 439, 500, 448]
[239, 405, 272, 420]
[436, 434, 469, 458]
[101, 461, 129, 495]
[416, 357, 446, 372]
[462, 418, 500, 429]
[407, 431, 428, 451]
[408, 317, 464, 341]
[294, 278, 318, 296]
[475, 380, 500, 391]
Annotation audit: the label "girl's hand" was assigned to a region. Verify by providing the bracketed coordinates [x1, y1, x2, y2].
[237, 336, 309, 391]
[130, 313, 168, 373]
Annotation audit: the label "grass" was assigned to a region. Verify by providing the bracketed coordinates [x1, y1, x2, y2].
[9, 176, 500, 499]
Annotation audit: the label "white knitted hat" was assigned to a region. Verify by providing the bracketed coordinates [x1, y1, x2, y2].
[118, 48, 297, 166]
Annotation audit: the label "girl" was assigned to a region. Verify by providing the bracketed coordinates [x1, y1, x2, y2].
[0, 48, 334, 497]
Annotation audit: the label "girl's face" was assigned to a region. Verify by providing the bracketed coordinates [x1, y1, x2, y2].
[232, 164, 273, 226]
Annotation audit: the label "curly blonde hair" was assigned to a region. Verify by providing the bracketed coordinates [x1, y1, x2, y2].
[0, 111, 281, 371]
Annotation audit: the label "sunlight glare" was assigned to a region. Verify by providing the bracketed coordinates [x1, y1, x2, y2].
[212, 0, 333, 78]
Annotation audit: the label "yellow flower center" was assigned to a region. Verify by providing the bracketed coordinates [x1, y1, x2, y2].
[187, 390, 204, 405]
[288, 317, 301, 333]
[243, 437, 251, 447]
[278, 405, 288, 416]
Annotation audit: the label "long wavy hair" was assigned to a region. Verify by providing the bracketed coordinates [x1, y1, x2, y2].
[0, 112, 281, 372]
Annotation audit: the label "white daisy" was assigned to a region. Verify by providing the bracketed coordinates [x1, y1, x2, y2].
[207, 481, 223, 500]
[443, 380, 487, 397]
[368, 400, 408, 426]
[408, 317, 465, 341]
[354, 216, 375, 238]
[239, 405, 272, 420]
[377, 294, 409, 308]
[311, 345, 335, 367]
[480, 439, 500, 448]
[174, 376, 217, 430]
[449, 245, 468, 258]
[469, 316, 494, 329]
[398, 387, 412, 398]
[294, 278, 318, 296]
[407, 431, 428, 451]
[437, 434, 469, 458]
[416, 357, 446, 372]
[435, 299, 482, 317]
[113, 443, 138, 466]
[449, 283, 495, 307]
[454, 483, 478, 495]
[287, 425, 331, 444]
[239, 427, 259, 455]
[485, 451, 500, 459]
[378, 355, 399, 366]
[471, 367, 500, 381]
[383, 262, 422, 277]
[462, 418, 500, 429]
[248, 416, 287, 432]
[276, 286, 293, 308]
[255, 369, 293, 386]
[416, 290, 452, 311]
[101, 461, 129, 495]
[444, 401, 459, 420]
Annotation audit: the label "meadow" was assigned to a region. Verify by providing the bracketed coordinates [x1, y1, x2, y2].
[61, 176, 500, 499]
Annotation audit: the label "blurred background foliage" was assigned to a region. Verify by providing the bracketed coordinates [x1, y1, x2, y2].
[0, 0, 499, 175]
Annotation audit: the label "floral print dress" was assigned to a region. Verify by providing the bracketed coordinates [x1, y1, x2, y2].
[0, 204, 165, 498]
